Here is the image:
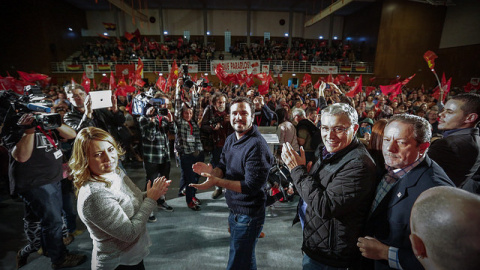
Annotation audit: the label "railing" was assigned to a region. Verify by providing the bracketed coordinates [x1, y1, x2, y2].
[50, 60, 374, 74]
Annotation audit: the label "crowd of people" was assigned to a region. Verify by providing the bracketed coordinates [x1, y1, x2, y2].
[73, 36, 361, 64]
[1, 74, 480, 270]
[74, 37, 217, 63]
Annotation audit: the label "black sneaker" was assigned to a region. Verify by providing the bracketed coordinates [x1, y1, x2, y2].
[16, 250, 28, 269]
[51, 253, 87, 269]
[148, 214, 157, 223]
[158, 201, 174, 212]
[212, 188, 223, 199]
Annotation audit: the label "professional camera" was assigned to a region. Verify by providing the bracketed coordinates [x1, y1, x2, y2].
[182, 65, 194, 89]
[208, 116, 224, 128]
[182, 65, 213, 89]
[147, 98, 169, 116]
[0, 86, 61, 130]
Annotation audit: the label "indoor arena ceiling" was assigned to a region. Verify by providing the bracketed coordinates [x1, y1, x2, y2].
[61, 0, 378, 16]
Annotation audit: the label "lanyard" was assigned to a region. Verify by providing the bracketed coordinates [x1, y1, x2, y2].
[188, 121, 193, 135]
[156, 115, 163, 123]
[37, 126, 57, 149]
[255, 115, 262, 126]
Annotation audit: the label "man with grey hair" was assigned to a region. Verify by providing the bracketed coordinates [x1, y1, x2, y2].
[291, 108, 305, 126]
[358, 114, 454, 270]
[281, 103, 377, 269]
[410, 186, 480, 270]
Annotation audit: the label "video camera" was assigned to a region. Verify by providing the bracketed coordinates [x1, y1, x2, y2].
[182, 65, 212, 90]
[147, 98, 169, 116]
[0, 86, 61, 130]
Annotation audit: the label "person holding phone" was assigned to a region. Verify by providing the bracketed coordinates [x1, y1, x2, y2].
[64, 84, 125, 143]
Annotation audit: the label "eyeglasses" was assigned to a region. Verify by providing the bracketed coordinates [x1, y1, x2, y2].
[321, 125, 352, 134]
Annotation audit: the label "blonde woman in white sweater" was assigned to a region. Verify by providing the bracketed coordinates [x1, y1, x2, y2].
[70, 127, 170, 270]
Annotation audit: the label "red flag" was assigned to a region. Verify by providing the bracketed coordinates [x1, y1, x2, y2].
[133, 29, 141, 39]
[0, 75, 27, 94]
[345, 75, 362, 97]
[300, 74, 312, 87]
[245, 73, 255, 87]
[254, 73, 273, 95]
[171, 60, 179, 80]
[236, 70, 248, 86]
[17, 71, 49, 83]
[365, 86, 376, 97]
[423, 50, 438, 70]
[215, 64, 230, 84]
[115, 85, 136, 97]
[313, 78, 321, 90]
[109, 71, 117, 90]
[401, 74, 416, 86]
[380, 83, 402, 100]
[124, 32, 134, 41]
[134, 58, 145, 87]
[164, 74, 172, 92]
[326, 74, 334, 83]
[432, 77, 452, 102]
[156, 75, 166, 90]
[441, 72, 447, 86]
[117, 78, 127, 87]
[369, 77, 376, 83]
[81, 72, 91, 93]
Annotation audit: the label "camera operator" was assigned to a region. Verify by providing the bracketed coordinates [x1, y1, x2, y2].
[174, 78, 204, 211]
[1, 107, 87, 268]
[138, 97, 175, 218]
[201, 93, 234, 199]
[63, 84, 125, 143]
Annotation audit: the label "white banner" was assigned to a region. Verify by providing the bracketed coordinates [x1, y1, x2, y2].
[211, 60, 261, 74]
[262, 65, 269, 73]
[311, 66, 338, 74]
[85, 64, 94, 79]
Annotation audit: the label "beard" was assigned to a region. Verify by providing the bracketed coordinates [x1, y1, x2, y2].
[232, 119, 252, 134]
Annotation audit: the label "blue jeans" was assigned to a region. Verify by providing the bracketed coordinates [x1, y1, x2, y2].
[302, 254, 349, 270]
[179, 152, 205, 203]
[227, 212, 265, 270]
[19, 181, 66, 264]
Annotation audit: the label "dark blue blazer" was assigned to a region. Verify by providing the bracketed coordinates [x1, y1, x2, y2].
[366, 156, 454, 270]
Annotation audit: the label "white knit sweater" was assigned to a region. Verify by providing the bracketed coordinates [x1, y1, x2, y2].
[77, 170, 156, 269]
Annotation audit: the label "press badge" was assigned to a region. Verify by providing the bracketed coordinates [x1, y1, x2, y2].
[54, 149, 63, 159]
[187, 135, 195, 142]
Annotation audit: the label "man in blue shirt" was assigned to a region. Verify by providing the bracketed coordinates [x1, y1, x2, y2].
[191, 96, 273, 270]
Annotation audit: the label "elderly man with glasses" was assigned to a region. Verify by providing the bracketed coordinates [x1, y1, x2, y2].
[281, 103, 377, 270]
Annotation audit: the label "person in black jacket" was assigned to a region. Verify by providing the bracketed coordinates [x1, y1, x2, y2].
[281, 103, 377, 269]
[427, 93, 480, 187]
[63, 84, 125, 143]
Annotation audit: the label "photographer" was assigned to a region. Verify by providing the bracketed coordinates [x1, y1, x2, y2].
[174, 78, 204, 211]
[138, 97, 175, 218]
[1, 106, 86, 268]
[63, 84, 125, 142]
[247, 89, 276, 126]
[200, 93, 234, 199]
